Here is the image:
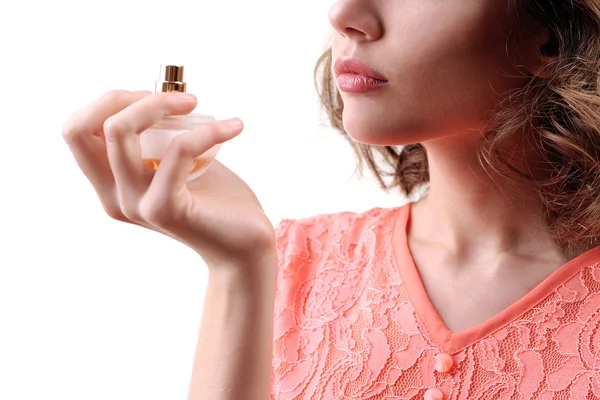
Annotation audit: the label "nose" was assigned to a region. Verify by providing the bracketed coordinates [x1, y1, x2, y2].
[328, 0, 383, 42]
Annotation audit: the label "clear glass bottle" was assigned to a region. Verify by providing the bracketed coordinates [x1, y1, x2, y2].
[140, 65, 221, 182]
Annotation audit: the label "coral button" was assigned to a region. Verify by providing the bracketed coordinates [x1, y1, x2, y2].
[435, 353, 454, 373]
[424, 388, 444, 400]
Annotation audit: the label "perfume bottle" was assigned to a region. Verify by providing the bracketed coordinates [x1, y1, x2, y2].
[139, 65, 220, 182]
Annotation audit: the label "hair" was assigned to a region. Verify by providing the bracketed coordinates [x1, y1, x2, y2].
[314, 0, 600, 250]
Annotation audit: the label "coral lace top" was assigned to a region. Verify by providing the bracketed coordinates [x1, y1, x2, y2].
[270, 204, 600, 400]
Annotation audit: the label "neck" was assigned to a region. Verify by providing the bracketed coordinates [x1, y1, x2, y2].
[411, 131, 565, 260]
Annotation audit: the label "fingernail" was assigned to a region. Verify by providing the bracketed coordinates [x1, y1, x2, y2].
[224, 118, 243, 128]
[178, 92, 197, 101]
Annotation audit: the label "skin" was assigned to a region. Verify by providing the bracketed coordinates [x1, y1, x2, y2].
[329, 0, 572, 332]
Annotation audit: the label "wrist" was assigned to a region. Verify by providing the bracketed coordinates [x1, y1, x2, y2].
[206, 252, 278, 294]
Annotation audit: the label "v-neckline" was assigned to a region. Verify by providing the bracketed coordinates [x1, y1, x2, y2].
[390, 203, 600, 353]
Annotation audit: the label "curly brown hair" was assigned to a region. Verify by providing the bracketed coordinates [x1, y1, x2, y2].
[314, 0, 600, 250]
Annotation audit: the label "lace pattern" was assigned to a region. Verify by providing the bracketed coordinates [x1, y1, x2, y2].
[270, 207, 600, 399]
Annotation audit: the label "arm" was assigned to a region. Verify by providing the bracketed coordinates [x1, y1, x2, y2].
[61, 89, 278, 400]
[186, 256, 278, 400]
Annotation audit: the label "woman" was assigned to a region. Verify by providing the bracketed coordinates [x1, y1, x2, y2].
[62, 0, 600, 398]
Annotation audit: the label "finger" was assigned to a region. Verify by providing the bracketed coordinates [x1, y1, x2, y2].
[63, 90, 152, 145]
[102, 92, 199, 220]
[143, 118, 244, 217]
[62, 90, 152, 205]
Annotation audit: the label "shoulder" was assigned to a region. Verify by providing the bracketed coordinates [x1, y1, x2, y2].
[274, 206, 400, 271]
[270, 205, 407, 396]
[272, 205, 405, 327]
[275, 206, 402, 248]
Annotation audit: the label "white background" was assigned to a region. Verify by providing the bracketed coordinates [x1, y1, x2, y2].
[0, 1, 405, 399]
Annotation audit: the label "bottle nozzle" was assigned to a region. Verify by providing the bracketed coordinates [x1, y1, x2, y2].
[155, 65, 186, 93]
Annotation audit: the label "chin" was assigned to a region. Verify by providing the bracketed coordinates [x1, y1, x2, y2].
[342, 111, 427, 146]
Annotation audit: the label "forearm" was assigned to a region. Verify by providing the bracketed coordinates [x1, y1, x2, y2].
[187, 258, 278, 400]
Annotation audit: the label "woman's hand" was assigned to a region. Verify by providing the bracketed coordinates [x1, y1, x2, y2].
[62, 90, 276, 268]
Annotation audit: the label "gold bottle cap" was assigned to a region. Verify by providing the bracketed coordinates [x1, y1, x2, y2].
[155, 65, 187, 93]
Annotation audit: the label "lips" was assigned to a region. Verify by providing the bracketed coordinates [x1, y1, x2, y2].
[334, 57, 388, 82]
[334, 57, 388, 93]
